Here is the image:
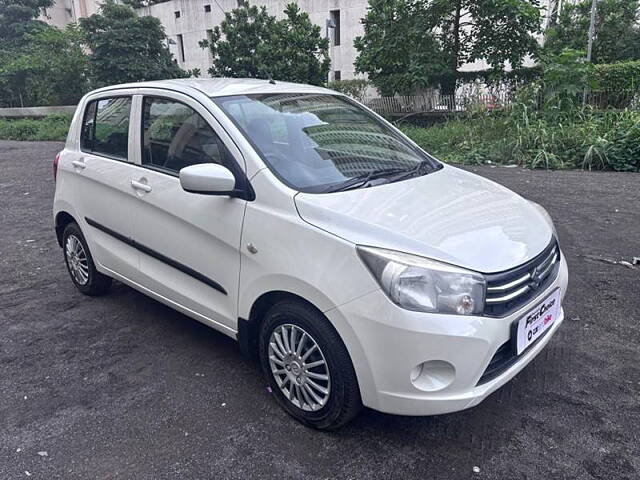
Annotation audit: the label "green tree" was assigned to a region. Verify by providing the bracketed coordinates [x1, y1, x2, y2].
[200, 2, 277, 79]
[466, 3, 540, 65]
[545, 0, 640, 64]
[0, 0, 51, 106]
[274, 4, 330, 86]
[354, 0, 542, 95]
[0, 0, 53, 45]
[79, 0, 189, 87]
[0, 0, 89, 107]
[200, 1, 330, 85]
[541, 49, 595, 110]
[354, 0, 448, 95]
[0, 25, 89, 107]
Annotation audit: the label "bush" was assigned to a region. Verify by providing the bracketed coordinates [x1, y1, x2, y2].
[0, 114, 72, 141]
[399, 52, 640, 173]
[591, 60, 640, 92]
[401, 109, 640, 172]
[600, 112, 640, 171]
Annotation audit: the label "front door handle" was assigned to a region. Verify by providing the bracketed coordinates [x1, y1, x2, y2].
[131, 179, 152, 193]
[72, 159, 86, 170]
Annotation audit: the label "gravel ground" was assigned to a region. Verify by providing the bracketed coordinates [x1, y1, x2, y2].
[1, 140, 639, 480]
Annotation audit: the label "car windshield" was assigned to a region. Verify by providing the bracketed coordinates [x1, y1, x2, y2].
[213, 93, 440, 193]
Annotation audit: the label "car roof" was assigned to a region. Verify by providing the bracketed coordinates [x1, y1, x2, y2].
[89, 78, 338, 98]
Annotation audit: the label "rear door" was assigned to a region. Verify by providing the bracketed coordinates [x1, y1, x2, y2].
[71, 94, 139, 279]
[129, 92, 248, 331]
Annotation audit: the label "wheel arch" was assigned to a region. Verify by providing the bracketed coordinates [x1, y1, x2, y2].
[238, 290, 322, 361]
[54, 210, 78, 247]
[238, 288, 376, 410]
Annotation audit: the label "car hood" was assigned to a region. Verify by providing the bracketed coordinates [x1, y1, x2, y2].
[294, 165, 553, 273]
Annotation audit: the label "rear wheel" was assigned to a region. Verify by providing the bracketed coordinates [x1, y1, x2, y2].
[62, 222, 111, 296]
[259, 300, 362, 430]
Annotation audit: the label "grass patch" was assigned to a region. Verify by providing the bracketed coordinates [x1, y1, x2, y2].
[401, 109, 640, 172]
[0, 114, 72, 141]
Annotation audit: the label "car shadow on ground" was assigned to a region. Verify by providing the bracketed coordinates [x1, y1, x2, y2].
[105, 279, 542, 459]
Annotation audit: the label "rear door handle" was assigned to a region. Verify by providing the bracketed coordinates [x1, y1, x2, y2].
[131, 179, 152, 193]
[72, 160, 86, 170]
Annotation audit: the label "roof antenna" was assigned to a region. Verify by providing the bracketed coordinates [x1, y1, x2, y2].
[268, 76, 276, 85]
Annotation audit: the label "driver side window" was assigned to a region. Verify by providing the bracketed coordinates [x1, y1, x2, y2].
[141, 97, 230, 175]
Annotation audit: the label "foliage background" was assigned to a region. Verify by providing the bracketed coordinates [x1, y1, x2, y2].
[0, 114, 72, 141]
[354, 0, 542, 96]
[545, 0, 640, 64]
[200, 2, 330, 86]
[401, 109, 640, 172]
[1, 0, 639, 175]
[0, 0, 189, 107]
[79, 0, 189, 87]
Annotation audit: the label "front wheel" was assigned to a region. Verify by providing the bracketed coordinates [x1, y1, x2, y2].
[259, 300, 362, 430]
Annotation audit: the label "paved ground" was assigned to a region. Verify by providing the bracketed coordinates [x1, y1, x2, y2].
[1, 140, 639, 480]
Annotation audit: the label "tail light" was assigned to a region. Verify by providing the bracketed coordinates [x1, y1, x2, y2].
[53, 153, 60, 181]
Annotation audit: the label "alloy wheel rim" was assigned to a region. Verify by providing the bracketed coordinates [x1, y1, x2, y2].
[268, 324, 331, 412]
[65, 234, 89, 285]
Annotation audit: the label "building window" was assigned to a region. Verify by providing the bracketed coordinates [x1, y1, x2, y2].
[204, 4, 211, 12]
[330, 10, 340, 46]
[334, 71, 341, 81]
[174, 10, 180, 18]
[206, 29, 214, 59]
[177, 34, 185, 62]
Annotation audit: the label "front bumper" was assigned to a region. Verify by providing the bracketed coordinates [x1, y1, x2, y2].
[325, 253, 569, 416]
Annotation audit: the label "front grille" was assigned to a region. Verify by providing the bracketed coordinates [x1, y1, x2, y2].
[483, 239, 560, 317]
[477, 341, 513, 385]
[476, 324, 553, 385]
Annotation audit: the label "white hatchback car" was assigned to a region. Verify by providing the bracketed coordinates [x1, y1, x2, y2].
[53, 79, 568, 429]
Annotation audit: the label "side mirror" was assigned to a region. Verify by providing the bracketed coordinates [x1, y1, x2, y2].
[179, 163, 236, 196]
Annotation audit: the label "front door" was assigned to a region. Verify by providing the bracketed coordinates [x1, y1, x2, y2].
[129, 94, 247, 331]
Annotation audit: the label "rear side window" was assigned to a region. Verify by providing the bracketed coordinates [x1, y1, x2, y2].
[80, 97, 131, 160]
[141, 97, 232, 174]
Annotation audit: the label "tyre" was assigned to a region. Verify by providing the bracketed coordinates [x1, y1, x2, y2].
[259, 300, 362, 430]
[62, 222, 112, 296]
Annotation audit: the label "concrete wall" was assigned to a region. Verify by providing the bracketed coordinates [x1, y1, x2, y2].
[0, 106, 77, 119]
[137, 0, 228, 76]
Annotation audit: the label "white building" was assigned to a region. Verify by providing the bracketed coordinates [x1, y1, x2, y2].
[41, 0, 101, 26]
[42, 0, 552, 82]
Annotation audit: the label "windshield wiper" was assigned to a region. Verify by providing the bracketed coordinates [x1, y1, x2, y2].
[321, 167, 408, 193]
[386, 160, 438, 182]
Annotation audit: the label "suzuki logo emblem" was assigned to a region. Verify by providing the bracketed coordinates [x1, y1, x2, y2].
[530, 266, 544, 289]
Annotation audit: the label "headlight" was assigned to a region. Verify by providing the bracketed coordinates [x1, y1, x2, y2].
[357, 246, 486, 315]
